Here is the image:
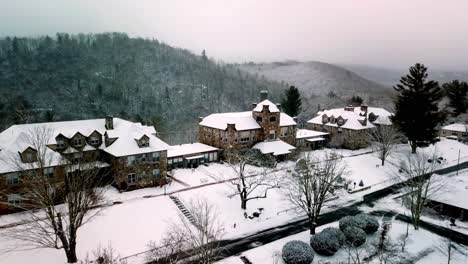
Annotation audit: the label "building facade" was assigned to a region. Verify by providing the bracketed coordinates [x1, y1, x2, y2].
[198, 92, 297, 156]
[441, 123, 468, 139]
[0, 117, 170, 214]
[307, 105, 392, 150]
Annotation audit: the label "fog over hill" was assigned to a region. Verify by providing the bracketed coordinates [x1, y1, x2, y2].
[238, 61, 395, 123]
[340, 64, 468, 87]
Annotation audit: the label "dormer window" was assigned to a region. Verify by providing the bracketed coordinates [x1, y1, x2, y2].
[73, 137, 82, 147]
[57, 138, 65, 148]
[21, 148, 37, 163]
[322, 116, 329, 124]
[141, 139, 149, 147]
[90, 136, 100, 145]
[137, 135, 150, 148]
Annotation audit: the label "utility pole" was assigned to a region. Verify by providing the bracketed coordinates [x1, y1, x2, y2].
[457, 149, 461, 175]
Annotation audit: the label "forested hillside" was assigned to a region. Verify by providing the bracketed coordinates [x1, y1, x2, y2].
[0, 33, 285, 144]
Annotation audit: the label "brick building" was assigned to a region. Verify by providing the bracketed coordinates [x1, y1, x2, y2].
[0, 117, 170, 213]
[198, 91, 297, 158]
[307, 105, 392, 149]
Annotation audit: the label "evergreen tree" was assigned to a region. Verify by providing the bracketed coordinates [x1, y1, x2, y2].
[281, 86, 302, 117]
[391, 63, 445, 153]
[443, 80, 468, 116]
[349, 95, 364, 106]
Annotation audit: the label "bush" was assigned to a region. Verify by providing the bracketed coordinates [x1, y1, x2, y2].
[355, 214, 380, 234]
[339, 215, 366, 232]
[310, 230, 341, 256]
[343, 226, 367, 247]
[322, 227, 346, 247]
[282, 240, 314, 264]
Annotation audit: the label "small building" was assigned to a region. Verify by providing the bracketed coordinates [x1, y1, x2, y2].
[441, 123, 468, 139]
[296, 129, 329, 150]
[307, 105, 392, 149]
[198, 91, 297, 156]
[426, 173, 468, 221]
[252, 139, 296, 161]
[167, 143, 220, 170]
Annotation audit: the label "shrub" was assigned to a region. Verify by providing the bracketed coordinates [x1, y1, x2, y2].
[355, 214, 380, 234]
[322, 227, 346, 247]
[339, 215, 366, 232]
[282, 240, 314, 264]
[343, 226, 367, 247]
[310, 231, 341, 256]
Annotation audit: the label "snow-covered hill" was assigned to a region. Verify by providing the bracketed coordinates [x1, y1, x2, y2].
[238, 61, 394, 121]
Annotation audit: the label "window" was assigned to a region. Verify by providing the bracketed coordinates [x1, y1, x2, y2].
[127, 156, 136, 166]
[6, 173, 19, 185]
[25, 152, 34, 163]
[239, 131, 250, 142]
[168, 158, 173, 165]
[338, 128, 343, 133]
[269, 130, 276, 140]
[270, 116, 276, 122]
[127, 173, 136, 184]
[8, 194, 21, 206]
[140, 138, 149, 147]
[152, 169, 161, 177]
[44, 167, 54, 178]
[57, 138, 65, 148]
[281, 127, 289, 137]
[256, 116, 263, 122]
[152, 152, 160, 161]
[73, 137, 82, 146]
[90, 136, 100, 145]
[72, 153, 81, 163]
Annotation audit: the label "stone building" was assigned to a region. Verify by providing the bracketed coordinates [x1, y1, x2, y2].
[198, 91, 297, 157]
[307, 105, 392, 150]
[0, 117, 170, 214]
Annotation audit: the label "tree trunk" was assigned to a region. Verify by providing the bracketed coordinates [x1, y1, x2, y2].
[381, 159, 385, 166]
[410, 141, 417, 154]
[241, 198, 247, 210]
[65, 247, 78, 263]
[309, 218, 316, 235]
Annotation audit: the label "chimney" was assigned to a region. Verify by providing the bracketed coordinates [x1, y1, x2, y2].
[105, 116, 114, 130]
[276, 103, 281, 110]
[252, 103, 257, 108]
[262, 104, 270, 112]
[293, 117, 298, 123]
[360, 104, 368, 113]
[260, 90, 268, 101]
[198, 116, 204, 122]
[227, 123, 236, 131]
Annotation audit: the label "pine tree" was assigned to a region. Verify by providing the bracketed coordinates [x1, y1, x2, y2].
[392, 63, 445, 153]
[443, 80, 468, 116]
[281, 86, 302, 117]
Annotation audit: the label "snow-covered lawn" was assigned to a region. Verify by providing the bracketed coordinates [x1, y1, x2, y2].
[0, 138, 467, 263]
[216, 219, 468, 264]
[0, 196, 180, 264]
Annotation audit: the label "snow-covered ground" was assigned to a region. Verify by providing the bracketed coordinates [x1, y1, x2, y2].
[216, 219, 468, 264]
[0, 139, 467, 263]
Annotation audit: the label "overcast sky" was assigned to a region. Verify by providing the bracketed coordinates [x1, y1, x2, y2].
[1, 0, 468, 70]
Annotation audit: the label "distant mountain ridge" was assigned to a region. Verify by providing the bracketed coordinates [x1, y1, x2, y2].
[238, 61, 395, 120]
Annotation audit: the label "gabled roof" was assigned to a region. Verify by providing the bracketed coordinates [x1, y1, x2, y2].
[199, 111, 262, 131]
[253, 100, 280, 113]
[252, 140, 296, 156]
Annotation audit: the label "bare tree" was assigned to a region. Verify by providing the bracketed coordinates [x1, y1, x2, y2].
[367, 125, 402, 166]
[81, 243, 128, 264]
[283, 152, 346, 234]
[395, 151, 443, 230]
[146, 198, 224, 264]
[1, 126, 106, 263]
[225, 149, 281, 210]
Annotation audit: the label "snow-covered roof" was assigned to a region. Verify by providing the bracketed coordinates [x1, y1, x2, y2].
[168, 143, 219, 158]
[442, 123, 468, 133]
[0, 118, 170, 173]
[307, 106, 392, 130]
[306, 137, 326, 142]
[199, 111, 262, 131]
[429, 173, 468, 210]
[200, 112, 296, 131]
[253, 100, 280, 113]
[296, 129, 329, 139]
[252, 140, 296, 156]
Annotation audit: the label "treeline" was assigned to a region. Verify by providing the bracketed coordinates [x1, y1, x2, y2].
[0, 33, 285, 143]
